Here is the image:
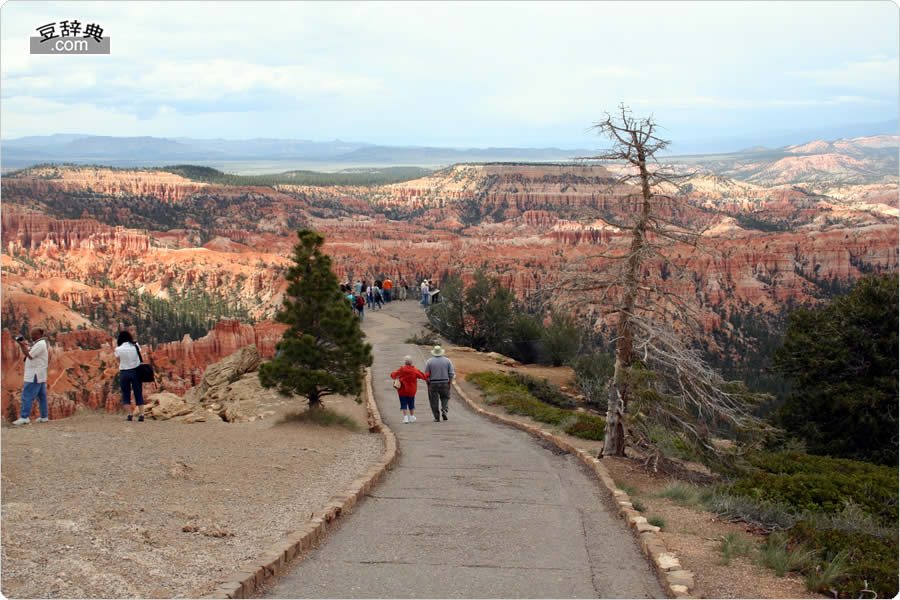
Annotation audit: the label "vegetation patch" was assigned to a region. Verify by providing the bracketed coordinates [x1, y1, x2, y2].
[563, 416, 606, 440]
[508, 373, 574, 409]
[467, 371, 604, 441]
[276, 406, 359, 431]
[655, 482, 715, 507]
[789, 521, 897, 599]
[716, 534, 755, 565]
[729, 452, 898, 522]
[758, 531, 816, 577]
[158, 164, 431, 187]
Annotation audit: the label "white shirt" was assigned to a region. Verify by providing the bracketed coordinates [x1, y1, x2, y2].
[23, 338, 49, 383]
[115, 342, 142, 371]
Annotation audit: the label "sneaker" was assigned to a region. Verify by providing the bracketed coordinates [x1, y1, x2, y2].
[35, 417, 49, 423]
[12, 417, 30, 425]
[442, 412, 448, 421]
[402, 415, 409, 423]
[410, 415, 416, 423]
[126, 414, 133, 421]
[137, 415, 144, 422]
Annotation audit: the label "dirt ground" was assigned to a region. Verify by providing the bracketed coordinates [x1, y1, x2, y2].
[1, 394, 381, 599]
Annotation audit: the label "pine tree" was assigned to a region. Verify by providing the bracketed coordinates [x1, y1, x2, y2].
[773, 273, 899, 465]
[259, 230, 373, 409]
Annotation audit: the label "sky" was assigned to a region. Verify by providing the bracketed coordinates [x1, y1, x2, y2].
[1, 1, 898, 152]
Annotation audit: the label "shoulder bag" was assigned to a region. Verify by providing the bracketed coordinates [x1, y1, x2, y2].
[134, 344, 155, 383]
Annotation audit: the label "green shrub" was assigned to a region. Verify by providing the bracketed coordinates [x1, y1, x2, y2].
[570, 352, 614, 408]
[805, 550, 850, 597]
[510, 373, 575, 409]
[729, 452, 898, 523]
[656, 482, 715, 507]
[467, 372, 605, 440]
[789, 521, 899, 599]
[758, 531, 816, 577]
[564, 415, 606, 440]
[648, 516, 666, 529]
[539, 311, 580, 366]
[716, 534, 755, 565]
[647, 424, 696, 461]
[277, 407, 359, 430]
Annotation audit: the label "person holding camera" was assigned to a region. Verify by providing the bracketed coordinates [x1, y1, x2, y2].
[13, 328, 50, 425]
[115, 330, 145, 422]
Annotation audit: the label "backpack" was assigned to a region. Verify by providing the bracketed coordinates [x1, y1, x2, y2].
[355, 295, 365, 308]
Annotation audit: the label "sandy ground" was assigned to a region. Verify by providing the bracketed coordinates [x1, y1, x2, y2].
[1, 394, 381, 599]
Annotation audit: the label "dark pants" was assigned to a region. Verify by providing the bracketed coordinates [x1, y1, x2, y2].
[428, 382, 450, 420]
[120, 368, 144, 405]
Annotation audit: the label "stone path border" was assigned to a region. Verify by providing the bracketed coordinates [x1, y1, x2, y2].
[205, 368, 397, 599]
[452, 381, 696, 599]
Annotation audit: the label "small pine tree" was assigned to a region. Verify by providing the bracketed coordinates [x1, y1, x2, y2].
[259, 230, 373, 409]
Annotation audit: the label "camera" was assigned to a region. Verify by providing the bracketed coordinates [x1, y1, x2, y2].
[15, 336, 24, 342]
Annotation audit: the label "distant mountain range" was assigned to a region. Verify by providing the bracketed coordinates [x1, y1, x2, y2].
[2, 125, 898, 173]
[0, 135, 597, 171]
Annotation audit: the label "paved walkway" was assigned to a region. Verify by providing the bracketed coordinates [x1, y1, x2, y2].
[265, 301, 664, 598]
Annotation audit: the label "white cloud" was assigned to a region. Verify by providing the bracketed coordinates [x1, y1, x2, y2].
[631, 95, 891, 110]
[0, 1, 896, 144]
[789, 58, 899, 92]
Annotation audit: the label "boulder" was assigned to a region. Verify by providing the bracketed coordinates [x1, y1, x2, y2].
[184, 345, 261, 405]
[144, 392, 193, 420]
[201, 345, 261, 389]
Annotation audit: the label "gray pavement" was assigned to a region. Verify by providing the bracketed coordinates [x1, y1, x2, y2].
[265, 300, 664, 598]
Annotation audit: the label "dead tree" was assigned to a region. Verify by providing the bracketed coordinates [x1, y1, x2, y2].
[559, 104, 774, 464]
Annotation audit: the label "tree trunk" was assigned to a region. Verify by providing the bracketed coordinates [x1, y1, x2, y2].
[308, 393, 323, 410]
[603, 151, 652, 457]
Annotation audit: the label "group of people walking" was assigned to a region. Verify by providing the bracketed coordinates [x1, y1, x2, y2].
[390, 346, 455, 423]
[341, 278, 414, 320]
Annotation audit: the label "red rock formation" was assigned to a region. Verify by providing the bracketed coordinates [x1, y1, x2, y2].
[1, 161, 896, 422]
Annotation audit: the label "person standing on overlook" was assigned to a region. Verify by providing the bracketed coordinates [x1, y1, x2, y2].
[390, 355, 427, 423]
[383, 277, 393, 303]
[398, 278, 408, 301]
[424, 345, 454, 422]
[374, 284, 384, 310]
[420, 279, 430, 307]
[13, 328, 50, 425]
[355, 293, 366, 320]
[115, 331, 146, 422]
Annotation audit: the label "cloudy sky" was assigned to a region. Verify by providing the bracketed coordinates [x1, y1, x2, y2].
[1, 1, 897, 152]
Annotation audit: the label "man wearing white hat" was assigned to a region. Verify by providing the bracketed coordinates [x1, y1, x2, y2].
[424, 345, 455, 422]
[420, 279, 430, 307]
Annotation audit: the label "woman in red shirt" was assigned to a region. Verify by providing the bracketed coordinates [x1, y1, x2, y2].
[391, 356, 428, 423]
